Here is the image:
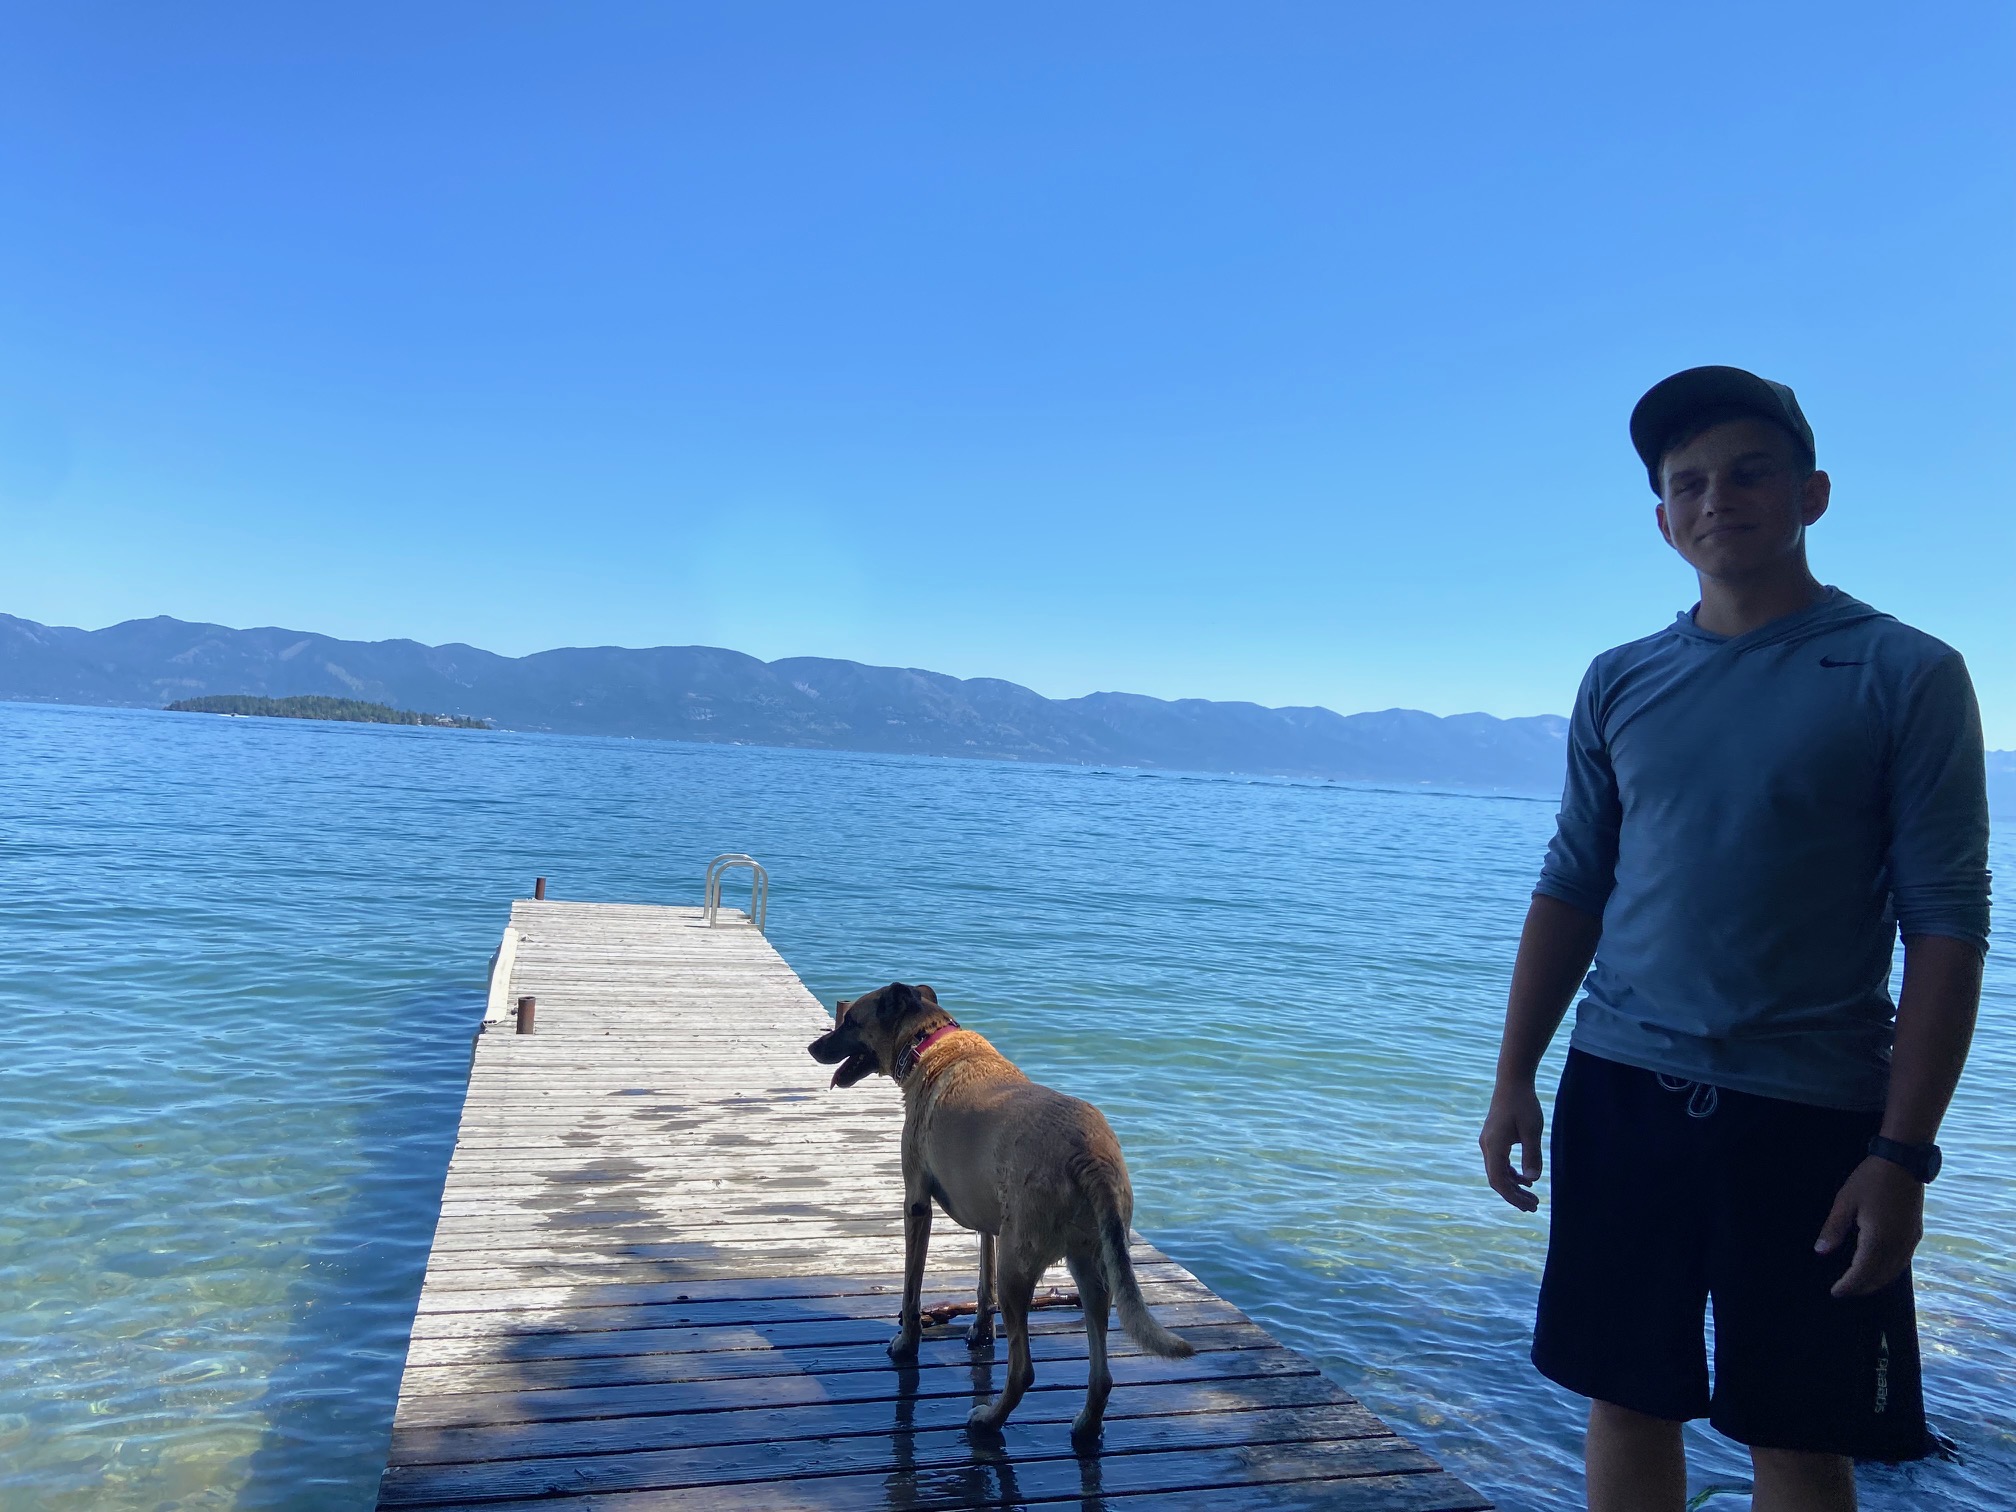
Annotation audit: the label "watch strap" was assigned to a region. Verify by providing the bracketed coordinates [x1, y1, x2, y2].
[1867, 1134, 1941, 1184]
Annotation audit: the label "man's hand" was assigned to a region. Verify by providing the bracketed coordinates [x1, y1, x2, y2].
[1482, 896, 1598, 1212]
[1815, 1155, 1925, 1298]
[1480, 1081, 1545, 1212]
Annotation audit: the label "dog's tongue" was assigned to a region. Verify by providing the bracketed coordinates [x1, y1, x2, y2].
[828, 1050, 873, 1089]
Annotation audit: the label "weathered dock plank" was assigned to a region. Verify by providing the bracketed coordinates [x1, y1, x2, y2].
[379, 896, 1490, 1510]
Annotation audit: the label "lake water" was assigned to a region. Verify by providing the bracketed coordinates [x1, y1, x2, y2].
[3, 700, 2009, 1510]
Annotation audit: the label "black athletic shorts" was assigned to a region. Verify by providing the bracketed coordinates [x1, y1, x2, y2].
[1532, 1048, 1926, 1460]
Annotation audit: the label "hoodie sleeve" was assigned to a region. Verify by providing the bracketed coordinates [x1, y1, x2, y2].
[1534, 662, 1620, 919]
[1886, 651, 1991, 951]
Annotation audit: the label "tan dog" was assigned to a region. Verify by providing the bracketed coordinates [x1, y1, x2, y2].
[808, 981, 1192, 1439]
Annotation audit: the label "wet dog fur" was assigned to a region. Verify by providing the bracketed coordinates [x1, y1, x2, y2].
[808, 981, 1192, 1439]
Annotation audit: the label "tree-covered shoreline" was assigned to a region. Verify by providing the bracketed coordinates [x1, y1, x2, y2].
[165, 694, 488, 728]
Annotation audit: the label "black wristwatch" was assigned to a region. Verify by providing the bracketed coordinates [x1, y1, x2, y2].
[1868, 1135, 1942, 1184]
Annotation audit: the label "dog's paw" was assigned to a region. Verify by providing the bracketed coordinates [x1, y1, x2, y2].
[886, 1330, 920, 1362]
[964, 1318, 995, 1350]
[966, 1401, 1006, 1436]
[1069, 1408, 1105, 1445]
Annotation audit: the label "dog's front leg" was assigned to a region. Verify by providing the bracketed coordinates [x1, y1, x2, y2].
[889, 1179, 932, 1361]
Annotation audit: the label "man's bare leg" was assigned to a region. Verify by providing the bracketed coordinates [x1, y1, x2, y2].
[1586, 1400, 1685, 1512]
[1751, 1447, 1855, 1512]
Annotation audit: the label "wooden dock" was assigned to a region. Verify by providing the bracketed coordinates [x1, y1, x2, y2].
[377, 892, 1492, 1510]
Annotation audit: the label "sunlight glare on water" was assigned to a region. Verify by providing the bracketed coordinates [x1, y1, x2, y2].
[2, 702, 2010, 1509]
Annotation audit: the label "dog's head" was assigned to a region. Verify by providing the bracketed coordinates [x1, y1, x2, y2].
[808, 981, 944, 1089]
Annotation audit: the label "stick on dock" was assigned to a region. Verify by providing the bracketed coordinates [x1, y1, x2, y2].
[377, 882, 1492, 1509]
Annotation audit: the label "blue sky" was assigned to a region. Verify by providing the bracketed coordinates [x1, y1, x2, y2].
[3, 4, 2011, 742]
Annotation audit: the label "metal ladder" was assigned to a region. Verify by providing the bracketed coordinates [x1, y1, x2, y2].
[704, 853, 769, 933]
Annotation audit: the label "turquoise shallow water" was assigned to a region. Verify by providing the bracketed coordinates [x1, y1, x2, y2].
[3, 700, 2010, 1510]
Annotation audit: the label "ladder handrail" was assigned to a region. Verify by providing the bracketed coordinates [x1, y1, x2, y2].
[704, 854, 768, 933]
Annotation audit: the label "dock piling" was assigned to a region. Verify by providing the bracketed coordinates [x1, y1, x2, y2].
[514, 994, 535, 1034]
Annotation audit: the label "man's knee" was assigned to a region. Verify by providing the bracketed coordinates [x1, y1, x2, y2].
[1585, 1399, 1687, 1512]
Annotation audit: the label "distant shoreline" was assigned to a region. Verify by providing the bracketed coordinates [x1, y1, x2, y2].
[5, 613, 2009, 805]
[2, 609, 1577, 791]
[164, 694, 488, 729]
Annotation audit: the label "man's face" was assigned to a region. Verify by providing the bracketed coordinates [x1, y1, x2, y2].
[1655, 417, 1830, 583]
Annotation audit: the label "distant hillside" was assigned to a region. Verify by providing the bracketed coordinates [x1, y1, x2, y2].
[6, 611, 2011, 811]
[165, 694, 488, 728]
[1, 612, 1573, 793]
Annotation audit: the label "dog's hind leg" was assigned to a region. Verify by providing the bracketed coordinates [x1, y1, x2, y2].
[966, 1244, 1041, 1434]
[967, 1232, 997, 1350]
[1065, 1248, 1113, 1442]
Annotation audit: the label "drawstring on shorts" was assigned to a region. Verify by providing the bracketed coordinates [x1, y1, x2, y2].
[1656, 1073, 1721, 1118]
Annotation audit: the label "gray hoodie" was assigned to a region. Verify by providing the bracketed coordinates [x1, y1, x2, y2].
[1536, 589, 1990, 1110]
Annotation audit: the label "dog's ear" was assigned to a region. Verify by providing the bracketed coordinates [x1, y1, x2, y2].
[916, 985, 938, 1005]
[876, 982, 920, 1023]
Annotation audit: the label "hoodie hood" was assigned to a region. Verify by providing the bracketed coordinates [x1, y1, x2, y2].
[1668, 588, 1893, 652]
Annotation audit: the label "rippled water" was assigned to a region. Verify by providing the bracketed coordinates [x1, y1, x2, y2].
[3, 701, 2009, 1510]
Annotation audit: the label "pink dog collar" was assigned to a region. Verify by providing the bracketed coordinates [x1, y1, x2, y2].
[894, 1020, 959, 1082]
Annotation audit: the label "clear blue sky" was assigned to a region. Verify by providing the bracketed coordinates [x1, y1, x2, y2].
[3, 4, 2011, 742]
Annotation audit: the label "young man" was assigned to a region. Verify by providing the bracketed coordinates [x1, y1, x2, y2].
[1479, 366, 1990, 1511]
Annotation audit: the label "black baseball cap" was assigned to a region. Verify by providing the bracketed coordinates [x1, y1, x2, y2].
[1629, 365, 1815, 495]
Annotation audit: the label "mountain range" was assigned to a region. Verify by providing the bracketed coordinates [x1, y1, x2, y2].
[6, 611, 2010, 812]
[2, 612, 1573, 793]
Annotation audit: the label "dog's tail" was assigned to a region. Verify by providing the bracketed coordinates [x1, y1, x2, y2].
[1099, 1211, 1194, 1358]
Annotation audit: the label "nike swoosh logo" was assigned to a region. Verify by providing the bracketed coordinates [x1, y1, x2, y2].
[1819, 657, 1867, 668]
